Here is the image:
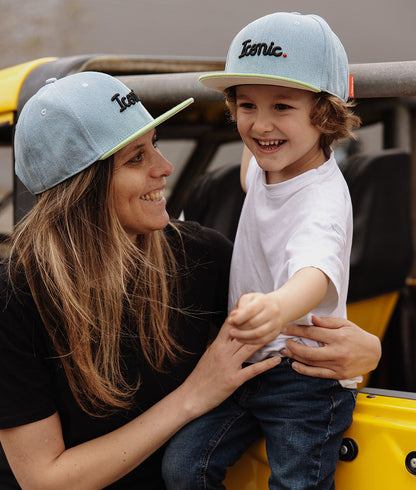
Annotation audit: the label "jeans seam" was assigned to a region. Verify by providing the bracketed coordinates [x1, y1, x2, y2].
[311, 394, 336, 489]
[198, 410, 245, 489]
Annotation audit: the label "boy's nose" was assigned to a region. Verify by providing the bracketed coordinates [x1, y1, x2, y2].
[253, 114, 275, 133]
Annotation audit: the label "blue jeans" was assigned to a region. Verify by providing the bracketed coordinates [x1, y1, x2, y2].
[162, 359, 357, 490]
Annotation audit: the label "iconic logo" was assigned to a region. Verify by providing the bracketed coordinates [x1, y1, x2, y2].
[238, 39, 286, 58]
[111, 90, 140, 112]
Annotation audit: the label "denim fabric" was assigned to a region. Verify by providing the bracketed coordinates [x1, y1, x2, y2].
[162, 360, 356, 490]
[199, 13, 350, 101]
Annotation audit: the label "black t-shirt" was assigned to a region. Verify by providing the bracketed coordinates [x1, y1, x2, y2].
[0, 222, 232, 489]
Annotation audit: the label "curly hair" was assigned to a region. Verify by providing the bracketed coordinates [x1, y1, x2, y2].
[310, 92, 361, 150]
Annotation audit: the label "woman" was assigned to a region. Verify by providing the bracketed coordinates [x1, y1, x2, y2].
[0, 72, 380, 489]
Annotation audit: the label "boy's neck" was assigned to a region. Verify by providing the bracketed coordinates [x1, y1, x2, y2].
[264, 148, 329, 185]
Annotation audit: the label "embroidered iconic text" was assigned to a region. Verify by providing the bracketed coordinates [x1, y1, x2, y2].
[111, 90, 140, 112]
[239, 39, 283, 58]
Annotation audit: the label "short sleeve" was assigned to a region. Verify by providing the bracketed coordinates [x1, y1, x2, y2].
[0, 267, 57, 429]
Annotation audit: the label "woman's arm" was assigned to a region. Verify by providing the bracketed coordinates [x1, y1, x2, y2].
[0, 320, 279, 490]
[281, 316, 381, 380]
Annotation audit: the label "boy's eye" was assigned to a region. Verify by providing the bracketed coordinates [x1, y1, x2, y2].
[238, 102, 255, 110]
[275, 103, 291, 111]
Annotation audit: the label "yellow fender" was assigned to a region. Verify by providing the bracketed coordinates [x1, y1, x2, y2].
[224, 391, 416, 489]
[0, 58, 56, 125]
[348, 292, 398, 388]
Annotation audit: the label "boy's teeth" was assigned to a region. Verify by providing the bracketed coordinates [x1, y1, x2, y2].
[140, 190, 164, 201]
[258, 140, 283, 146]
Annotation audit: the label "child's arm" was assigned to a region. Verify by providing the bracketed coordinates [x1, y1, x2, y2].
[228, 267, 329, 345]
[240, 145, 253, 192]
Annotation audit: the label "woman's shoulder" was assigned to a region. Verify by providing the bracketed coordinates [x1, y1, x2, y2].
[164, 221, 233, 278]
[166, 220, 233, 257]
[0, 259, 7, 285]
[0, 259, 37, 317]
[0, 260, 13, 302]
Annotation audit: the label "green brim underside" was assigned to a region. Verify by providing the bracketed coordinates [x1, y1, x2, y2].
[100, 97, 194, 160]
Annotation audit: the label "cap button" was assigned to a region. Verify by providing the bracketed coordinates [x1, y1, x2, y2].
[45, 78, 57, 85]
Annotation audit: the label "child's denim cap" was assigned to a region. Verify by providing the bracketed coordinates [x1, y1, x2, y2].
[199, 12, 350, 101]
[15, 71, 193, 195]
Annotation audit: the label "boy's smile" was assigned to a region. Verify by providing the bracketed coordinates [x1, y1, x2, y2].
[257, 139, 285, 150]
[235, 85, 327, 184]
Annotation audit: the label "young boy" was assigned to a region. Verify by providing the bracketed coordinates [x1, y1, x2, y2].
[163, 12, 361, 489]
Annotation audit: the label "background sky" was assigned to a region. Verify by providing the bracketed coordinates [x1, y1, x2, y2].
[1, 0, 416, 70]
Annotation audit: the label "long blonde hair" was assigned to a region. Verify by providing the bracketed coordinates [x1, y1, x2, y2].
[9, 158, 183, 416]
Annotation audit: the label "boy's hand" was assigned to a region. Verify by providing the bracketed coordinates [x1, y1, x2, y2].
[228, 292, 282, 345]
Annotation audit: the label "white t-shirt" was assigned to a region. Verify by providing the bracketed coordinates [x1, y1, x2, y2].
[229, 153, 360, 387]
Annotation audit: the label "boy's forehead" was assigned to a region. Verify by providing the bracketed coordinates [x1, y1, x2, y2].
[235, 84, 315, 100]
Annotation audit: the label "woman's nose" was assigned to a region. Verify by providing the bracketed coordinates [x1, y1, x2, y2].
[151, 151, 174, 177]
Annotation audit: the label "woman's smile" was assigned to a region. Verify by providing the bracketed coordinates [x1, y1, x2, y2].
[113, 129, 173, 240]
[140, 188, 166, 202]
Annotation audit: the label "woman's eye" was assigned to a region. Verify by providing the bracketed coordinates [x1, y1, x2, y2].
[130, 152, 144, 164]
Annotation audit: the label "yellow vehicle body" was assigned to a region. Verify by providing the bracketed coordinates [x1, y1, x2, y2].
[336, 391, 416, 489]
[0, 57, 56, 125]
[224, 390, 416, 489]
[347, 292, 399, 388]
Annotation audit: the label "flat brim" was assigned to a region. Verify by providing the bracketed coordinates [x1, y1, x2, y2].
[100, 97, 194, 160]
[199, 73, 321, 94]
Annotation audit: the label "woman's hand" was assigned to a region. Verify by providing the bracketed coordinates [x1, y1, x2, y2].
[180, 318, 281, 418]
[0, 319, 279, 490]
[280, 316, 381, 380]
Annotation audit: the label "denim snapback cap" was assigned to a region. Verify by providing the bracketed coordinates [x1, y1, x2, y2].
[199, 12, 350, 101]
[15, 71, 194, 194]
